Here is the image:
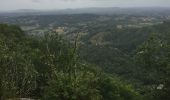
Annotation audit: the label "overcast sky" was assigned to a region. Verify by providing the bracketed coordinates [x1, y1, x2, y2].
[0, 0, 170, 11]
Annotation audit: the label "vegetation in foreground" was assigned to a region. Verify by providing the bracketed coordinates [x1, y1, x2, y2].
[0, 24, 141, 100]
[0, 22, 170, 100]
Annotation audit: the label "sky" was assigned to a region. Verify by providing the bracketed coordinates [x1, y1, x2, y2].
[0, 0, 170, 11]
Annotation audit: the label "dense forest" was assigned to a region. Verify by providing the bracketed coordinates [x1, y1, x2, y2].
[80, 21, 170, 100]
[0, 21, 170, 100]
[0, 23, 142, 100]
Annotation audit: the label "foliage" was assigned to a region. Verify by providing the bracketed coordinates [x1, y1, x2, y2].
[0, 20, 170, 100]
[0, 25, 37, 99]
[134, 32, 170, 99]
[0, 24, 142, 100]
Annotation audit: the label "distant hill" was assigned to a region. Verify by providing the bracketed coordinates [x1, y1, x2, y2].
[1, 7, 170, 16]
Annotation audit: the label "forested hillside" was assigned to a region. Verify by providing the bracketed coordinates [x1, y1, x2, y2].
[0, 24, 142, 100]
[0, 18, 170, 100]
[0, 20, 170, 100]
[80, 21, 170, 100]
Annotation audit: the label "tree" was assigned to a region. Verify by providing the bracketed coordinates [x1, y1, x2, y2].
[0, 25, 37, 99]
[134, 33, 170, 100]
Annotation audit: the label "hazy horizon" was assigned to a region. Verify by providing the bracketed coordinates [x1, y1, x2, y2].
[0, 0, 170, 12]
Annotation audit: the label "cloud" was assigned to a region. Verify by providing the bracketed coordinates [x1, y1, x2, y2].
[31, 0, 76, 2]
[32, 0, 39, 2]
